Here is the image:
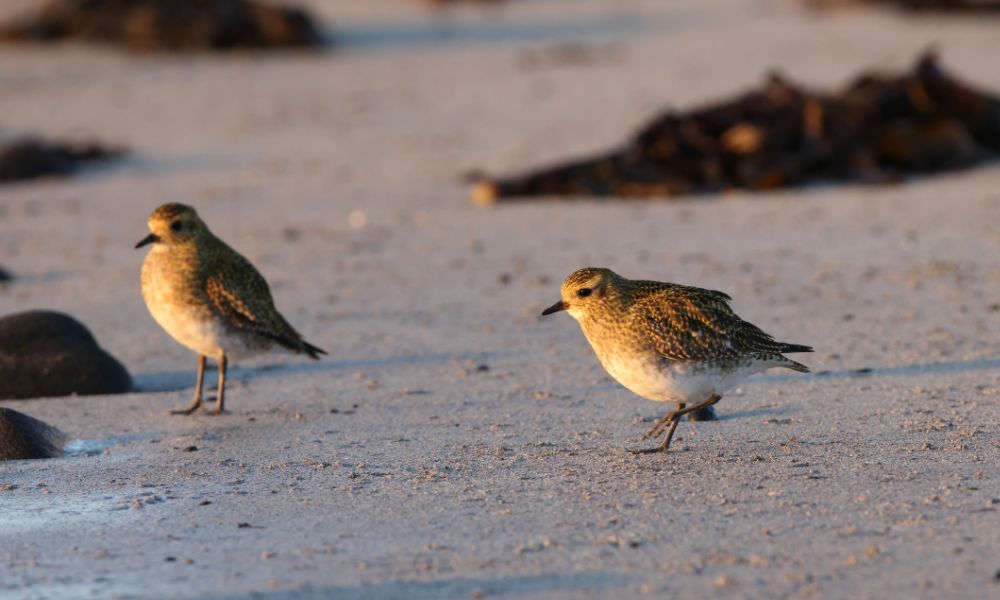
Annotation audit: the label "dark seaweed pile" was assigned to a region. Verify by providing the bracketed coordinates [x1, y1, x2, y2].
[472, 53, 1000, 202]
[0, 138, 122, 183]
[0, 0, 323, 51]
[809, 0, 1000, 12]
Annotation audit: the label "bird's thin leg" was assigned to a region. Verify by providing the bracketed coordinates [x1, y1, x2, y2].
[632, 402, 685, 454]
[633, 412, 683, 454]
[644, 402, 685, 439]
[211, 353, 228, 415]
[172, 355, 206, 415]
[632, 395, 721, 455]
[656, 413, 684, 453]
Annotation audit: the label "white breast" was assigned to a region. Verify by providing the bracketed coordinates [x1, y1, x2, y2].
[141, 253, 261, 360]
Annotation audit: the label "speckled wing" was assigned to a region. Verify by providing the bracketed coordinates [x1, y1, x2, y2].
[630, 282, 794, 362]
[204, 251, 313, 355]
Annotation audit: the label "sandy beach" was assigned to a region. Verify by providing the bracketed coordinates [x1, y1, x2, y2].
[1, 0, 999, 597]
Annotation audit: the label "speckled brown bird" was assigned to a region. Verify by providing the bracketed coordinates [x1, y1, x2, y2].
[542, 267, 812, 453]
[137, 203, 325, 415]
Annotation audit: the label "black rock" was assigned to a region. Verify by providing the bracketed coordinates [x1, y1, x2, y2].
[0, 408, 66, 460]
[0, 137, 122, 183]
[0, 310, 132, 400]
[0, 265, 11, 283]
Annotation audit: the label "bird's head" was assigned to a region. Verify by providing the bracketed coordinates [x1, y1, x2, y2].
[541, 267, 621, 321]
[135, 203, 208, 250]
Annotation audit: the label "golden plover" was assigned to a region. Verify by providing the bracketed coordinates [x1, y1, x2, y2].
[542, 267, 812, 453]
[136, 203, 325, 415]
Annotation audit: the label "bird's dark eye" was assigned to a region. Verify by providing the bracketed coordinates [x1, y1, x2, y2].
[170, 221, 182, 232]
[577, 288, 592, 298]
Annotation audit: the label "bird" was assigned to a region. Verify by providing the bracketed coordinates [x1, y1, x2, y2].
[541, 267, 812, 453]
[136, 203, 325, 415]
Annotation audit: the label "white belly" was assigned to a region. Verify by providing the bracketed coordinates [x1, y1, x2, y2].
[599, 353, 769, 404]
[147, 300, 224, 357]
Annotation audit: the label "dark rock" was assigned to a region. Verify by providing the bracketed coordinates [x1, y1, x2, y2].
[0, 0, 324, 52]
[0, 310, 132, 400]
[688, 406, 717, 422]
[0, 137, 122, 183]
[472, 52, 1000, 201]
[0, 265, 11, 283]
[0, 408, 66, 460]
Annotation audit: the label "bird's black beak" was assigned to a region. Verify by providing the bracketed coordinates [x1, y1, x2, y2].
[134, 233, 159, 249]
[541, 300, 568, 316]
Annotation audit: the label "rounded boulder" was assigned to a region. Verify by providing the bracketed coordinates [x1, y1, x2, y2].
[0, 310, 132, 400]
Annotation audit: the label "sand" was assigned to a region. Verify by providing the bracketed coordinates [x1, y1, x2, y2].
[1, 0, 999, 598]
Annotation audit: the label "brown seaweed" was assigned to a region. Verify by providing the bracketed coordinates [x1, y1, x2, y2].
[0, 0, 323, 51]
[0, 137, 123, 183]
[425, 0, 508, 5]
[471, 53, 1000, 203]
[808, 0, 1000, 12]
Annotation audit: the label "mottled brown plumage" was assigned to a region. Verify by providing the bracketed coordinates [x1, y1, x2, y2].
[137, 203, 325, 415]
[542, 267, 812, 453]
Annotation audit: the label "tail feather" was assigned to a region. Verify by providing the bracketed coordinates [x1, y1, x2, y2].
[781, 358, 811, 373]
[777, 342, 811, 373]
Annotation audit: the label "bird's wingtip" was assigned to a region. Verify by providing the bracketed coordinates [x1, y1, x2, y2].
[303, 342, 327, 360]
[780, 343, 813, 354]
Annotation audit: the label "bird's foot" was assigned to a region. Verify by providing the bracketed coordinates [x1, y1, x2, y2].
[643, 414, 676, 439]
[203, 395, 224, 416]
[636, 417, 683, 454]
[628, 445, 668, 455]
[170, 401, 202, 416]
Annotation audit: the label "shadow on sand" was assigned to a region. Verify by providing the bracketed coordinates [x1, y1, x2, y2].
[131, 351, 501, 393]
[331, 11, 682, 51]
[755, 357, 1000, 386]
[204, 571, 631, 600]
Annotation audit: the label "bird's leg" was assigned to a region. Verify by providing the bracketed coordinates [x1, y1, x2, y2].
[656, 395, 721, 452]
[655, 412, 684, 453]
[643, 402, 685, 440]
[210, 353, 228, 415]
[631, 402, 685, 454]
[172, 355, 206, 415]
[632, 395, 721, 454]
